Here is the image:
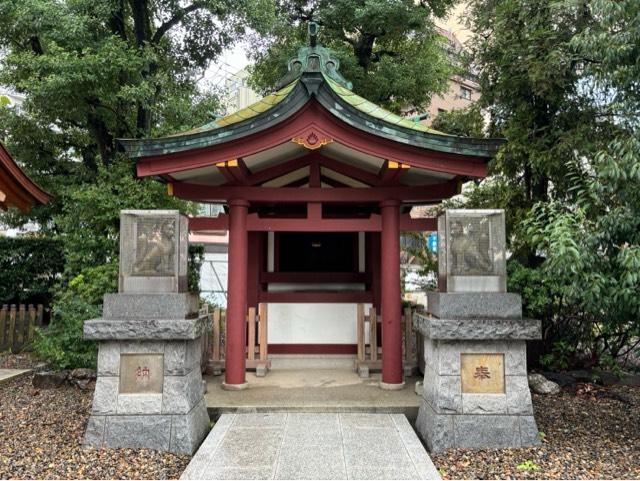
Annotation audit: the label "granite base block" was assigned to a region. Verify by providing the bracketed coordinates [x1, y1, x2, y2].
[84, 317, 207, 341]
[414, 315, 542, 341]
[103, 293, 199, 320]
[415, 399, 541, 452]
[427, 292, 522, 319]
[84, 333, 209, 454]
[415, 325, 540, 452]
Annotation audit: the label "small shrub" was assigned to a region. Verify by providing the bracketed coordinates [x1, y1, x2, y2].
[34, 263, 117, 369]
[516, 460, 540, 472]
[34, 297, 99, 369]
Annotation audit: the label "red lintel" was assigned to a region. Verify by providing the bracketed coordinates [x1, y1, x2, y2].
[188, 213, 436, 232]
[173, 181, 457, 203]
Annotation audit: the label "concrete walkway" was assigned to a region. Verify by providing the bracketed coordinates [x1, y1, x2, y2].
[181, 413, 440, 480]
[0, 368, 31, 385]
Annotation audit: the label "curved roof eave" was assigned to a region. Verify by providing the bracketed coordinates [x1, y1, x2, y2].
[0, 142, 50, 211]
[118, 72, 503, 160]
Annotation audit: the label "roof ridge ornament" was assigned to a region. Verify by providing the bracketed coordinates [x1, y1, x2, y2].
[275, 22, 353, 91]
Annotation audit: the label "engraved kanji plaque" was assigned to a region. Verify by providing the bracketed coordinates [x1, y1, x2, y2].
[460, 353, 505, 393]
[119, 354, 164, 394]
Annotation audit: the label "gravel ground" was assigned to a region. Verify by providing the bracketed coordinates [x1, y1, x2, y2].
[0, 352, 43, 370]
[0, 374, 190, 479]
[432, 384, 640, 479]
[0, 370, 638, 480]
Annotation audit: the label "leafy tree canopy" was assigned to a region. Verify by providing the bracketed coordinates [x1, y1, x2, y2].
[249, 0, 457, 112]
[462, 0, 640, 367]
[0, 0, 276, 367]
[431, 103, 485, 137]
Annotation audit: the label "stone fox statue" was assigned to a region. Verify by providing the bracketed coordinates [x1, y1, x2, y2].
[450, 219, 493, 275]
[133, 219, 175, 275]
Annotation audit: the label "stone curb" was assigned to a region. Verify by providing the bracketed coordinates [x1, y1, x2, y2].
[0, 368, 32, 385]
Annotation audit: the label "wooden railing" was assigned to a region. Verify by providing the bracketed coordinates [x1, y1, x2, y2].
[0, 304, 44, 352]
[355, 305, 418, 377]
[206, 304, 270, 377]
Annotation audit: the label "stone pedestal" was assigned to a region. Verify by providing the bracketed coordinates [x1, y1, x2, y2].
[82, 293, 210, 454]
[414, 292, 541, 452]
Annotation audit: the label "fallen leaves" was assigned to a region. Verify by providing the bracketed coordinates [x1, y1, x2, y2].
[432, 385, 640, 479]
[0, 374, 189, 479]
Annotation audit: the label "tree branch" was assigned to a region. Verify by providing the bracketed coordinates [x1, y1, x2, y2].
[152, 1, 208, 44]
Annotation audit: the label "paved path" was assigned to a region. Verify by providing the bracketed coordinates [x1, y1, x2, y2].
[181, 413, 440, 480]
[0, 368, 31, 385]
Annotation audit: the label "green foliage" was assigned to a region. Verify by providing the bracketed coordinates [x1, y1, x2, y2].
[0, 0, 269, 369]
[188, 244, 205, 294]
[249, 0, 456, 112]
[462, 0, 640, 368]
[540, 341, 575, 371]
[431, 104, 485, 137]
[34, 299, 101, 370]
[516, 460, 540, 472]
[53, 158, 192, 278]
[0, 236, 64, 304]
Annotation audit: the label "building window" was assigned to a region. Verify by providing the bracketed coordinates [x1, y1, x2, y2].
[460, 86, 472, 100]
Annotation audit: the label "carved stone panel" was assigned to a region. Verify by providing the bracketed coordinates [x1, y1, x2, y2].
[460, 353, 505, 394]
[119, 353, 164, 394]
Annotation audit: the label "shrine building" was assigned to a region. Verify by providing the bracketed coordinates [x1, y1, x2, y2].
[120, 26, 501, 390]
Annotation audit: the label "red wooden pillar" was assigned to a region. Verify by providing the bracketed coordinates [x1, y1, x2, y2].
[224, 199, 249, 389]
[379, 199, 403, 389]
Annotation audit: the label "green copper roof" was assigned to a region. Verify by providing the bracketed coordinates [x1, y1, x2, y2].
[323, 76, 443, 135]
[166, 75, 441, 138]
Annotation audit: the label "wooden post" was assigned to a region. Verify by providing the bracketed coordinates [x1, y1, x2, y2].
[369, 307, 377, 362]
[16, 305, 24, 347]
[258, 303, 268, 362]
[356, 304, 365, 361]
[36, 304, 44, 326]
[0, 305, 6, 349]
[247, 307, 256, 361]
[380, 200, 403, 386]
[225, 199, 249, 387]
[8, 305, 16, 351]
[212, 309, 221, 361]
[404, 307, 413, 363]
[27, 304, 36, 344]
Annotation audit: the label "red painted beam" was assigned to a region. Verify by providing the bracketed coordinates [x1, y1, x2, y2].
[317, 155, 382, 186]
[245, 156, 310, 186]
[248, 214, 382, 232]
[378, 160, 410, 185]
[258, 290, 373, 303]
[309, 159, 321, 188]
[320, 175, 350, 188]
[172, 181, 457, 203]
[400, 216, 437, 231]
[188, 216, 229, 231]
[187, 213, 436, 232]
[260, 272, 370, 283]
[269, 344, 357, 355]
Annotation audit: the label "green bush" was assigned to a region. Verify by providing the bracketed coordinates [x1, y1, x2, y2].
[34, 297, 100, 369]
[34, 263, 117, 369]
